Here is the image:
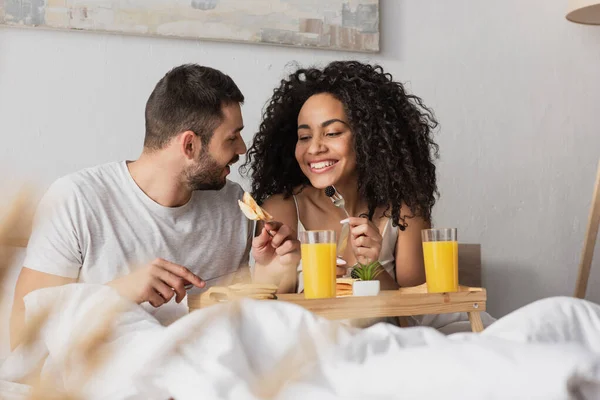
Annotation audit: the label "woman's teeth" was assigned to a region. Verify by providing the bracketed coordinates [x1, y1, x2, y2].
[310, 161, 336, 170]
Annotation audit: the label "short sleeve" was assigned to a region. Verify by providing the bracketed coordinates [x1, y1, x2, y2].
[23, 178, 83, 279]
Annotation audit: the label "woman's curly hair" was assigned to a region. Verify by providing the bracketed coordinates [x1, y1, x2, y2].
[242, 61, 439, 228]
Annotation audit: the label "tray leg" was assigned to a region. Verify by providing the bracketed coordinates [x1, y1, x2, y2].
[468, 311, 484, 332]
[398, 317, 410, 328]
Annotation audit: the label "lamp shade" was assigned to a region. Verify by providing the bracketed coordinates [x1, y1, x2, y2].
[567, 0, 600, 24]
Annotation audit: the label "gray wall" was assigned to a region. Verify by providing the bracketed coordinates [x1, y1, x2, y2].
[1, 0, 599, 320]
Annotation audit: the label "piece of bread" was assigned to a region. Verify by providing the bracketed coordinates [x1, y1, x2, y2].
[238, 192, 273, 221]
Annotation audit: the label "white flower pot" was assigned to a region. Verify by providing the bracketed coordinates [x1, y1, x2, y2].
[353, 280, 380, 297]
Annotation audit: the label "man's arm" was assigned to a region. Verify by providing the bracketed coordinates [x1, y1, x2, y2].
[10, 267, 75, 350]
[10, 179, 83, 350]
[10, 259, 208, 350]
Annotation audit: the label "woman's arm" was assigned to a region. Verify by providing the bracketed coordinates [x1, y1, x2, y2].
[252, 195, 300, 293]
[345, 217, 399, 290]
[375, 267, 400, 290]
[394, 215, 429, 287]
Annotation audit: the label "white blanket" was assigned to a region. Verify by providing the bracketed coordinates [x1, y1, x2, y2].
[1, 284, 599, 399]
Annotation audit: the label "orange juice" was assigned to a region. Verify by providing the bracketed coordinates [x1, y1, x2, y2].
[301, 243, 336, 299]
[422, 240, 458, 293]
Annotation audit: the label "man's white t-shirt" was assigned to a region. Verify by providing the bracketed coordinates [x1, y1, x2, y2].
[23, 161, 252, 324]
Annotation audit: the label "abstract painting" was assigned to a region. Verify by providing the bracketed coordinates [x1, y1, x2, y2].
[0, 0, 379, 52]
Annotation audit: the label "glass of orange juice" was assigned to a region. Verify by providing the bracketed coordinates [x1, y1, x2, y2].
[300, 230, 337, 299]
[421, 228, 458, 293]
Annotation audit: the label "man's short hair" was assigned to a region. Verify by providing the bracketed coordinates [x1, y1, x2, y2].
[144, 64, 244, 150]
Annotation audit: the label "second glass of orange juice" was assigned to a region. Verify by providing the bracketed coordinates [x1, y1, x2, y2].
[421, 228, 458, 293]
[300, 230, 337, 299]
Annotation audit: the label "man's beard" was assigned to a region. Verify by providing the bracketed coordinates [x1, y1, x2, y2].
[185, 151, 239, 191]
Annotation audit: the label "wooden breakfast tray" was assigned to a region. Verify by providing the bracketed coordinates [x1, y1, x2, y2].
[277, 284, 486, 332]
[189, 283, 486, 332]
[188, 284, 278, 310]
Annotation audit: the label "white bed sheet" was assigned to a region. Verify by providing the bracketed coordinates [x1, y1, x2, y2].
[1, 284, 599, 399]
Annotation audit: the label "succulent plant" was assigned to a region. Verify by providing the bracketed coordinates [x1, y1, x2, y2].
[350, 261, 383, 281]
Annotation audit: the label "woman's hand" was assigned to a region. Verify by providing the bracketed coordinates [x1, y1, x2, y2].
[252, 221, 301, 293]
[342, 217, 383, 265]
[252, 221, 300, 268]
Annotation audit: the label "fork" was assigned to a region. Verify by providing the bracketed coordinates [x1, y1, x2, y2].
[325, 186, 350, 259]
[325, 185, 350, 218]
[184, 269, 248, 292]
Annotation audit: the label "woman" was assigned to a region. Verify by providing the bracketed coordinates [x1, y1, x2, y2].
[245, 61, 439, 294]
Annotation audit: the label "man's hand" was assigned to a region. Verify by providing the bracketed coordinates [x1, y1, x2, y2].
[252, 221, 300, 267]
[107, 258, 205, 307]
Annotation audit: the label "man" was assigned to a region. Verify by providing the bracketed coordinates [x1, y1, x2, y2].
[10, 64, 300, 348]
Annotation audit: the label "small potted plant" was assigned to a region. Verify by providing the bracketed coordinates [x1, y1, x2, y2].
[350, 261, 382, 296]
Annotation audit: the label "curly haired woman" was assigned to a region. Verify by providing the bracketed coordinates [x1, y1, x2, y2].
[244, 60, 439, 294]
